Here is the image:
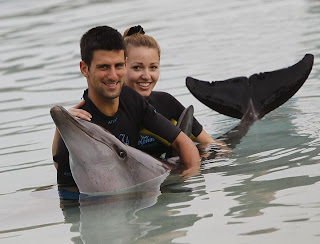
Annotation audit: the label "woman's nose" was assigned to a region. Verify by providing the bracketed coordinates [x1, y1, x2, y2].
[141, 69, 151, 80]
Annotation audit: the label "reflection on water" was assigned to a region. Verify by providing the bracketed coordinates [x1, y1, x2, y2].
[1, 0, 320, 243]
[57, 174, 206, 244]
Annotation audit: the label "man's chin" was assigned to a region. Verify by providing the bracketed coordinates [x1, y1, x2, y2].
[103, 91, 121, 100]
[100, 84, 123, 99]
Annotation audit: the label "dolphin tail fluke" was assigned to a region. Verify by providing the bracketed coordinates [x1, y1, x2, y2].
[186, 54, 314, 119]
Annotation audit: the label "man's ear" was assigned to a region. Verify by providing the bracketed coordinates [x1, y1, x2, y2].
[80, 61, 89, 77]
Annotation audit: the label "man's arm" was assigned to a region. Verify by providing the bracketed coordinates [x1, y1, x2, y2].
[171, 131, 201, 176]
[195, 130, 230, 150]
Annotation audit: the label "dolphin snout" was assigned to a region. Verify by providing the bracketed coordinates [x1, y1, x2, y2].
[50, 105, 73, 127]
[50, 105, 62, 116]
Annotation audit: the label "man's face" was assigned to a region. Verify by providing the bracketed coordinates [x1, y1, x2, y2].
[82, 50, 126, 100]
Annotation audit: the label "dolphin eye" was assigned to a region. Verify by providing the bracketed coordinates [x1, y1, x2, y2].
[113, 144, 127, 159]
[118, 149, 127, 159]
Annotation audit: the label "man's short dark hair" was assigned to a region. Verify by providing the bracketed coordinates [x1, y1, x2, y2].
[80, 26, 125, 68]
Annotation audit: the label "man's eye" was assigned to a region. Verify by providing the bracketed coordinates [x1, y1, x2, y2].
[116, 63, 125, 68]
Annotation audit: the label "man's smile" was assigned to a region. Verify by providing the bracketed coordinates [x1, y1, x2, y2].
[103, 81, 120, 89]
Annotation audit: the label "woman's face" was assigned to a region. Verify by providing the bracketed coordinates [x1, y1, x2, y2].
[125, 46, 160, 97]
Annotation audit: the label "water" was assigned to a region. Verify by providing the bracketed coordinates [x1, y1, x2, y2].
[1, 0, 320, 243]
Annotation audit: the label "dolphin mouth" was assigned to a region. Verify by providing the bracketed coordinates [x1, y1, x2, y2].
[80, 170, 170, 196]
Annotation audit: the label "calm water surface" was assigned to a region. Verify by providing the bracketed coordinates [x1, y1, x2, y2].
[1, 0, 320, 243]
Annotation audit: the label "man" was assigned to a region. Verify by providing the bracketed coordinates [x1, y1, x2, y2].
[52, 25, 200, 188]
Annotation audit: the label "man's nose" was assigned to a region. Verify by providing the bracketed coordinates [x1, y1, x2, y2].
[107, 67, 117, 81]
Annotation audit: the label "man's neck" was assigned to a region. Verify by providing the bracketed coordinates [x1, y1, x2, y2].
[88, 90, 119, 117]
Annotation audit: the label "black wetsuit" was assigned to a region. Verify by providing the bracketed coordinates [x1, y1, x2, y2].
[138, 91, 203, 157]
[53, 87, 181, 187]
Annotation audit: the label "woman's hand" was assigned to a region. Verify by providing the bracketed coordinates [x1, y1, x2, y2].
[68, 100, 92, 121]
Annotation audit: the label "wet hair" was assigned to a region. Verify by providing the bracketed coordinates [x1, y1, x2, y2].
[80, 25, 126, 68]
[123, 25, 161, 58]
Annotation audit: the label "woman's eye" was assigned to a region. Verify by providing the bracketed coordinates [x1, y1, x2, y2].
[132, 66, 140, 70]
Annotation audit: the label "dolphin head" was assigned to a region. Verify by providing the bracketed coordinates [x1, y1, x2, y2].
[50, 105, 170, 195]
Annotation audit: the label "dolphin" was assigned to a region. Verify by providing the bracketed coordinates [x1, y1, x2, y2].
[50, 105, 171, 195]
[186, 54, 314, 119]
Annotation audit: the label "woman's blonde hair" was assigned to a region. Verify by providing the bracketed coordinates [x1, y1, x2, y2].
[123, 25, 161, 58]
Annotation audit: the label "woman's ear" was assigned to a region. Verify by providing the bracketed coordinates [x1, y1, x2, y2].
[80, 61, 89, 77]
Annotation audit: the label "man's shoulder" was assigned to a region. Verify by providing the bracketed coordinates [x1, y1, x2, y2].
[121, 86, 140, 97]
[119, 86, 147, 113]
[121, 86, 145, 102]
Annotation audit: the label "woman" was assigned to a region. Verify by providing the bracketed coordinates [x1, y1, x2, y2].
[123, 25, 226, 158]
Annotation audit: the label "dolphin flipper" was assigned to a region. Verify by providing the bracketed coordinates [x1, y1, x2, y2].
[186, 54, 314, 119]
[176, 105, 194, 137]
[165, 105, 194, 160]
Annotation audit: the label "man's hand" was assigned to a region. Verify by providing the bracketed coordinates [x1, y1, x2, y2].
[171, 132, 201, 177]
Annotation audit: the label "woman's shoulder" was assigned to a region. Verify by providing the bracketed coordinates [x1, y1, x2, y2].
[149, 91, 177, 102]
[148, 91, 185, 118]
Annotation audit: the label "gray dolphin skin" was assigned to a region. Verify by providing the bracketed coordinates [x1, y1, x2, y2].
[50, 105, 170, 195]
